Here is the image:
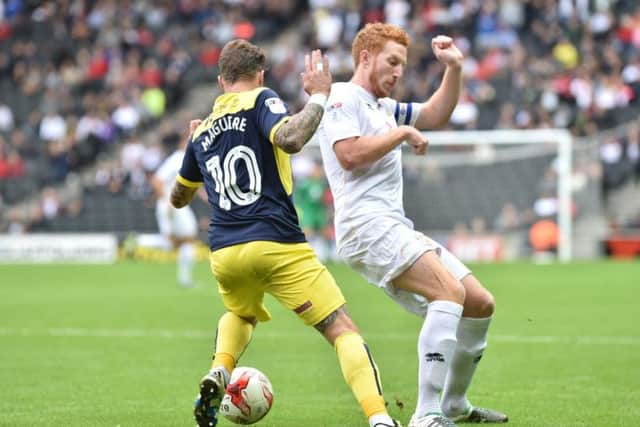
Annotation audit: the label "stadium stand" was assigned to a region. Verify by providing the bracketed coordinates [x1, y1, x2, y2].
[1, 0, 639, 258]
[402, 153, 555, 231]
[0, 0, 302, 233]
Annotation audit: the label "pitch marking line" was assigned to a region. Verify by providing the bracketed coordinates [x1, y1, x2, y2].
[0, 328, 639, 345]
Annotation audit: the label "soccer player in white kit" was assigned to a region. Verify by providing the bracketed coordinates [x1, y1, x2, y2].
[316, 23, 508, 427]
[151, 132, 199, 287]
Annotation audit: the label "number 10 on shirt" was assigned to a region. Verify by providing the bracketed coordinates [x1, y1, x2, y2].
[205, 145, 262, 210]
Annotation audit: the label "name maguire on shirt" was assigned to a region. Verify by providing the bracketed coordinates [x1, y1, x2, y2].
[199, 115, 248, 151]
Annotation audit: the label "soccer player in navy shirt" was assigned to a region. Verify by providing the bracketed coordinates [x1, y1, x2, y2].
[171, 39, 400, 427]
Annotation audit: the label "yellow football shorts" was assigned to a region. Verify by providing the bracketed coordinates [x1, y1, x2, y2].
[209, 241, 345, 326]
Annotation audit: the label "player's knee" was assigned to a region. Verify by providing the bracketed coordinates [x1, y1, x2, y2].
[477, 291, 495, 317]
[239, 315, 258, 326]
[463, 289, 495, 318]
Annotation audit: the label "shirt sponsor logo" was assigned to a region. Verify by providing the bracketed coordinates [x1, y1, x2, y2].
[293, 300, 313, 314]
[264, 97, 286, 114]
[425, 352, 445, 362]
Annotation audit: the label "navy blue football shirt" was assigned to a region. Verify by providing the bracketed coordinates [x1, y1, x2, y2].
[178, 87, 307, 251]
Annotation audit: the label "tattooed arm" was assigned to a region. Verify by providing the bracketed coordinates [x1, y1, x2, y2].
[170, 182, 198, 209]
[273, 49, 331, 154]
[273, 103, 324, 153]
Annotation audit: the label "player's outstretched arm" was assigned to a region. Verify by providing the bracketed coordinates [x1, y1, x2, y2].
[274, 50, 331, 154]
[334, 125, 428, 171]
[274, 103, 324, 154]
[414, 35, 463, 130]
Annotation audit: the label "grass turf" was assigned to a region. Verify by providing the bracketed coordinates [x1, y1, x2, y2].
[0, 260, 638, 426]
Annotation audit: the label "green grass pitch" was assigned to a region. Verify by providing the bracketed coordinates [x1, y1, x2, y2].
[1, 260, 639, 426]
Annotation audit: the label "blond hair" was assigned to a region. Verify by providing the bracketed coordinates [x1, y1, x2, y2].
[351, 23, 410, 67]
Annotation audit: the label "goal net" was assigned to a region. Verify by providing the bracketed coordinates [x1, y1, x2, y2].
[302, 129, 583, 262]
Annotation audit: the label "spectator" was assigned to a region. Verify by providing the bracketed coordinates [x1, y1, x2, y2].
[39, 110, 67, 142]
[0, 103, 14, 132]
[625, 122, 640, 184]
[3, 0, 640, 238]
[529, 219, 559, 257]
[600, 136, 628, 200]
[294, 161, 331, 262]
[0, 149, 26, 178]
[39, 186, 61, 227]
[111, 95, 141, 134]
[494, 202, 522, 232]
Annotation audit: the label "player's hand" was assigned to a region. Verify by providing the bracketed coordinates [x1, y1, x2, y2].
[185, 119, 202, 142]
[189, 119, 202, 134]
[400, 125, 428, 155]
[432, 35, 463, 68]
[301, 49, 331, 96]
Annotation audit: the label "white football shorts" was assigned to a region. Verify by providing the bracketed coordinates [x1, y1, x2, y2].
[156, 202, 198, 238]
[337, 216, 471, 316]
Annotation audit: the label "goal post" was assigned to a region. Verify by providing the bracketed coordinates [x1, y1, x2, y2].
[304, 128, 574, 262]
[422, 129, 573, 262]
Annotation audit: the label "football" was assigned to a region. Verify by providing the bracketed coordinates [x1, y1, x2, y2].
[219, 367, 274, 425]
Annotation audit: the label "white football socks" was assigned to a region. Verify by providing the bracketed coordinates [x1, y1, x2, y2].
[441, 316, 492, 416]
[415, 300, 463, 417]
[178, 242, 195, 286]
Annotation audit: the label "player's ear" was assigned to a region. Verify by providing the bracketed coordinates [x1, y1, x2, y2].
[257, 69, 264, 86]
[360, 50, 371, 69]
[217, 75, 225, 91]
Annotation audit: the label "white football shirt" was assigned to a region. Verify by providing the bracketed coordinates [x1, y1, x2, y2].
[155, 150, 185, 203]
[316, 82, 421, 247]
[154, 149, 198, 238]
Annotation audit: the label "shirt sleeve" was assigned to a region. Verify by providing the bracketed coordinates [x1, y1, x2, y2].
[323, 92, 361, 146]
[255, 88, 291, 144]
[380, 97, 422, 127]
[177, 140, 203, 188]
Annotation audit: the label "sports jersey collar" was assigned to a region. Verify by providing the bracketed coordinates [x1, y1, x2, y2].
[347, 81, 378, 104]
[212, 86, 266, 120]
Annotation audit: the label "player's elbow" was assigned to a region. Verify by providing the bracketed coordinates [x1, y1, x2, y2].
[336, 153, 359, 171]
[417, 103, 452, 130]
[170, 194, 188, 209]
[170, 198, 185, 209]
[415, 115, 447, 130]
[171, 184, 197, 208]
[430, 117, 451, 129]
[333, 139, 365, 171]
[274, 135, 303, 154]
[281, 141, 303, 154]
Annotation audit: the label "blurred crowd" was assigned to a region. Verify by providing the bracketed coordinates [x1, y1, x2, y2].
[286, 0, 640, 249]
[0, 0, 301, 231]
[2, 0, 640, 239]
[271, 0, 640, 135]
[293, 1, 640, 241]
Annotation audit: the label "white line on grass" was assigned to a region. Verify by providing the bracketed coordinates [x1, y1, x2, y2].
[0, 328, 639, 345]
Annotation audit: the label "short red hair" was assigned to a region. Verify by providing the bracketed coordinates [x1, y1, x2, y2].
[351, 23, 410, 67]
